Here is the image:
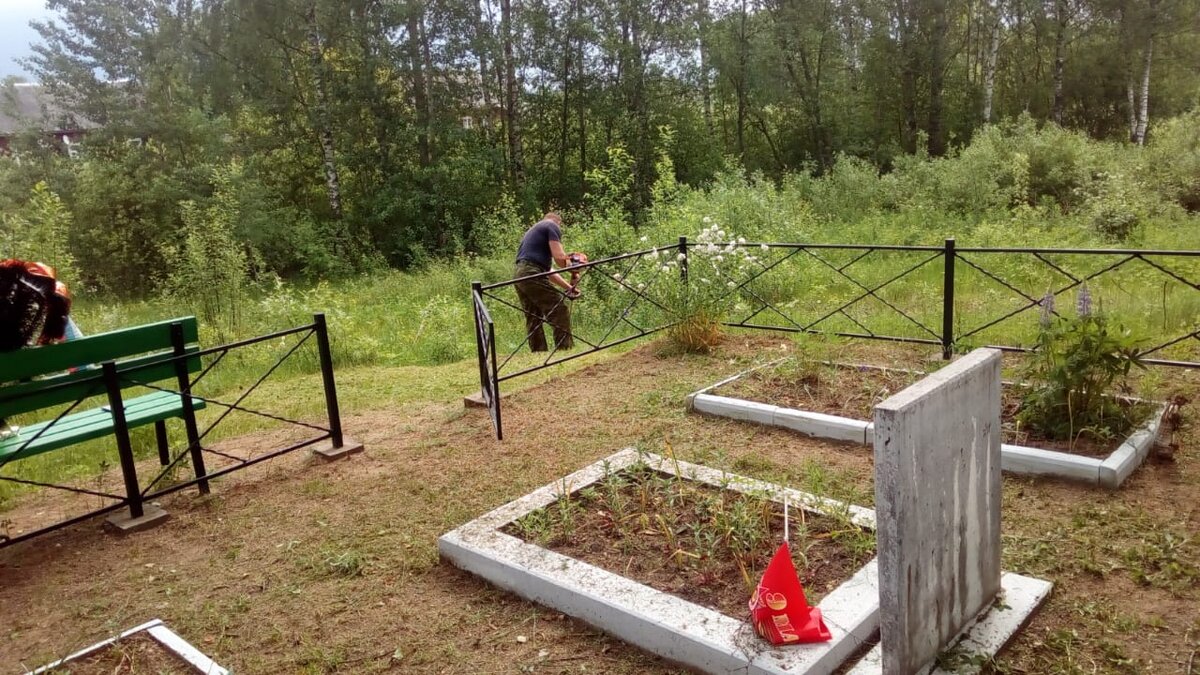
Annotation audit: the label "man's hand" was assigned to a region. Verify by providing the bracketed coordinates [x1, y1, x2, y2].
[566, 287, 582, 300]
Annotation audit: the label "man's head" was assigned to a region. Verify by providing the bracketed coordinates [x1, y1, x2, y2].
[543, 212, 563, 226]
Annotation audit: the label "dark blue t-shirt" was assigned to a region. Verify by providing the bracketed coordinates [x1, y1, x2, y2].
[515, 220, 561, 270]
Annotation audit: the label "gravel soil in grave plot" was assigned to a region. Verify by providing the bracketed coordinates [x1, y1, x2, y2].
[503, 461, 876, 619]
[715, 360, 1154, 458]
[47, 632, 194, 674]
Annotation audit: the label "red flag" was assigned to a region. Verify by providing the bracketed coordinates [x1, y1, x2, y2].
[748, 542, 832, 644]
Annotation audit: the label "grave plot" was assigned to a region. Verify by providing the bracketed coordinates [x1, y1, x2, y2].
[444, 349, 1051, 674]
[25, 619, 228, 675]
[439, 448, 882, 675]
[687, 358, 1168, 488]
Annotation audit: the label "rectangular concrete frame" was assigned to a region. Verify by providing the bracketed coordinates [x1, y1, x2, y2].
[25, 618, 230, 675]
[688, 361, 1166, 488]
[872, 348, 1003, 675]
[439, 448, 881, 675]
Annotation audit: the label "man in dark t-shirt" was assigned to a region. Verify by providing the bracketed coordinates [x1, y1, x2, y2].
[513, 212, 586, 352]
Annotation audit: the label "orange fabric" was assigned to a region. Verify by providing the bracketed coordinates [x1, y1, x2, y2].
[748, 542, 832, 645]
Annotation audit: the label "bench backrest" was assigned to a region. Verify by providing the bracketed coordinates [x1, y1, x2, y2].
[0, 317, 202, 419]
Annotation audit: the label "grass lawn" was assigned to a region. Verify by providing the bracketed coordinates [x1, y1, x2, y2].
[0, 334, 1198, 674]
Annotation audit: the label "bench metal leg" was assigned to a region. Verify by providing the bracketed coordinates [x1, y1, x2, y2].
[154, 420, 169, 466]
[171, 322, 210, 495]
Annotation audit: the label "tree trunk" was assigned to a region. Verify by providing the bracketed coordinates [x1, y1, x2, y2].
[927, 0, 948, 157]
[501, 0, 524, 185]
[735, 0, 749, 161]
[405, 5, 431, 169]
[1052, 0, 1067, 125]
[982, 0, 1001, 122]
[896, 0, 919, 154]
[1133, 34, 1153, 145]
[557, 1, 575, 201]
[305, 5, 343, 221]
[698, 0, 714, 134]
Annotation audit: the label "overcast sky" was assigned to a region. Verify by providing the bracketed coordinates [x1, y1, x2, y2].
[0, 0, 54, 80]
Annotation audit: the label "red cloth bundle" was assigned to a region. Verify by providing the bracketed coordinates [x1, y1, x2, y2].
[748, 542, 832, 645]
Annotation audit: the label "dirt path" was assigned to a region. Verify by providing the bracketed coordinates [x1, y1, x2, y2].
[1, 336, 1197, 674]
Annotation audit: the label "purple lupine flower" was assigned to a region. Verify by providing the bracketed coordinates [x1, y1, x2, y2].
[1076, 285, 1093, 317]
[1039, 292, 1055, 327]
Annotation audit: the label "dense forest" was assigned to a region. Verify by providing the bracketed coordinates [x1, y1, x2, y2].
[0, 0, 1198, 299]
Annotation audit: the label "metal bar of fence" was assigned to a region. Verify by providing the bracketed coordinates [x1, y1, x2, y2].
[495, 324, 675, 383]
[744, 242, 946, 252]
[314, 313, 346, 450]
[142, 434, 331, 502]
[1, 499, 130, 548]
[955, 247, 1200, 255]
[480, 246, 667, 291]
[722, 322, 945, 347]
[942, 238, 955, 359]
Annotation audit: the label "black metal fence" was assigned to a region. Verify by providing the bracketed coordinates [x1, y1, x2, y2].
[473, 239, 1200, 439]
[0, 313, 352, 548]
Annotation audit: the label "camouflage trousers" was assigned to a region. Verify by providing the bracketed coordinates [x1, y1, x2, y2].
[513, 260, 573, 352]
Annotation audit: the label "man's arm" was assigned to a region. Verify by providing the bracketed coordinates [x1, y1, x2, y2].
[548, 240, 571, 268]
[547, 240, 581, 293]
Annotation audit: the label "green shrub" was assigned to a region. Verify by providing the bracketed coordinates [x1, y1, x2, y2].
[1018, 288, 1147, 442]
[160, 162, 253, 337]
[0, 182, 78, 281]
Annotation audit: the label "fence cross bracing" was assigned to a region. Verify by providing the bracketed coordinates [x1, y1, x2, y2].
[473, 239, 1200, 439]
[0, 313, 352, 548]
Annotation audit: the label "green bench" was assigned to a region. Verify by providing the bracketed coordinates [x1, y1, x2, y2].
[0, 317, 211, 523]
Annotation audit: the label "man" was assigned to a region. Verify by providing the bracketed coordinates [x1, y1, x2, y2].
[0, 259, 76, 440]
[513, 212, 587, 352]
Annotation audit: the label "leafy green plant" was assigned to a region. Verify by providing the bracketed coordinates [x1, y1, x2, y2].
[1018, 289, 1147, 442]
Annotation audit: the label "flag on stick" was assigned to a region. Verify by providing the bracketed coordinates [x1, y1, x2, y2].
[748, 500, 831, 645]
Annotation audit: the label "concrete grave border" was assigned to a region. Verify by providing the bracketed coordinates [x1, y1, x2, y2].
[25, 618, 229, 675]
[439, 448, 882, 675]
[686, 360, 1166, 488]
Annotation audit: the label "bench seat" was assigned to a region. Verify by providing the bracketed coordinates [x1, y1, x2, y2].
[0, 392, 206, 464]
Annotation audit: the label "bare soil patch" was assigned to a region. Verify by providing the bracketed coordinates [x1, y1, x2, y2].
[717, 361, 1154, 458]
[505, 462, 874, 619]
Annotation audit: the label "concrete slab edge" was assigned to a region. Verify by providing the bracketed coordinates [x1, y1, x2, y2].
[25, 619, 230, 675]
[1098, 404, 1168, 488]
[845, 572, 1052, 675]
[693, 363, 1165, 487]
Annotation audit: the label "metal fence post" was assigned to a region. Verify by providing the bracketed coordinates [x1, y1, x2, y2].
[472, 282, 489, 400]
[102, 361, 143, 519]
[171, 322, 209, 495]
[314, 313, 345, 449]
[490, 321, 503, 441]
[942, 238, 956, 360]
[678, 236, 689, 283]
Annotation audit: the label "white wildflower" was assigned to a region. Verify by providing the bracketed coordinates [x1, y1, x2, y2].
[661, 265, 671, 273]
[706, 243, 718, 254]
[737, 237, 747, 244]
[760, 244, 769, 252]
[702, 216, 712, 224]
[717, 230, 727, 239]
[715, 255, 724, 263]
[727, 281, 736, 288]
[677, 253, 686, 261]
[700, 277, 710, 284]
[640, 235, 648, 243]
[637, 282, 646, 290]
